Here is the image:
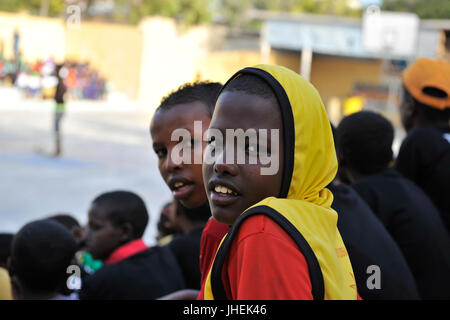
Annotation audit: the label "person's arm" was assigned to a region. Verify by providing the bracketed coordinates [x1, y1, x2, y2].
[226, 217, 313, 300]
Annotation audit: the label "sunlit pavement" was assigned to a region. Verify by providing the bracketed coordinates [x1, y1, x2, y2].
[0, 89, 170, 245]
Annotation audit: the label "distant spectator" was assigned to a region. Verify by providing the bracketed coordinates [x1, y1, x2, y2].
[336, 110, 450, 300]
[396, 58, 450, 233]
[79, 190, 185, 299]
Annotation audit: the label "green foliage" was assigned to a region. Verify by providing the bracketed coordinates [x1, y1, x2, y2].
[0, 0, 65, 16]
[1, 0, 448, 26]
[382, 0, 450, 19]
[113, 0, 212, 25]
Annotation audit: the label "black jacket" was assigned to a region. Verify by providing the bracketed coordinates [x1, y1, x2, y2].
[352, 168, 450, 300]
[79, 246, 185, 300]
[329, 183, 420, 300]
[167, 226, 203, 290]
[396, 125, 450, 233]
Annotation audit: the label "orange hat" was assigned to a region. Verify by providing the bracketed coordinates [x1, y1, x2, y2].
[402, 58, 450, 110]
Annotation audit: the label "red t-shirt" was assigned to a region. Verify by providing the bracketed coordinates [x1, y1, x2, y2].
[197, 218, 230, 299]
[198, 215, 361, 300]
[222, 215, 313, 299]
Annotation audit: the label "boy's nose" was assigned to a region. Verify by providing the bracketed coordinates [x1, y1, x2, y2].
[213, 150, 238, 176]
[165, 151, 183, 172]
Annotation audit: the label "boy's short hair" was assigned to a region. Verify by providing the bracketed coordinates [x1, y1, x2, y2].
[222, 73, 277, 102]
[10, 220, 76, 293]
[337, 111, 394, 175]
[91, 190, 149, 239]
[46, 214, 81, 231]
[157, 81, 223, 117]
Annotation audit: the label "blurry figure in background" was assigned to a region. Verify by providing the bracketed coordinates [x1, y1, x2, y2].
[79, 190, 185, 299]
[7, 220, 77, 300]
[45, 214, 87, 297]
[336, 111, 450, 299]
[156, 201, 179, 246]
[53, 64, 67, 157]
[396, 58, 450, 233]
[329, 124, 420, 300]
[0, 233, 14, 300]
[46, 213, 84, 244]
[13, 29, 20, 63]
[165, 199, 210, 290]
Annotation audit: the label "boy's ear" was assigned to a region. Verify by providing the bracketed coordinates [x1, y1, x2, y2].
[7, 256, 14, 275]
[71, 226, 84, 243]
[119, 222, 134, 243]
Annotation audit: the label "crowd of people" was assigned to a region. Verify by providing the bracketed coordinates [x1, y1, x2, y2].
[0, 55, 107, 101]
[0, 57, 449, 300]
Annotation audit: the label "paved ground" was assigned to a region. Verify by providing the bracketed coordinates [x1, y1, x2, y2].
[0, 89, 171, 245]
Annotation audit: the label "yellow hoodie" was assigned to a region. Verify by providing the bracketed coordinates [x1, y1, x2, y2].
[204, 64, 357, 300]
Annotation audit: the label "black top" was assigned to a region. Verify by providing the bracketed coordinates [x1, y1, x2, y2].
[352, 168, 450, 299]
[167, 226, 203, 290]
[395, 125, 450, 233]
[54, 77, 66, 104]
[329, 183, 420, 300]
[79, 246, 185, 300]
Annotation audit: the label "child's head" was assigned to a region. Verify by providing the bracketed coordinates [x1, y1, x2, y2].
[46, 213, 84, 245]
[400, 58, 450, 131]
[203, 73, 285, 225]
[8, 220, 77, 299]
[156, 201, 178, 241]
[336, 111, 394, 183]
[84, 190, 149, 261]
[150, 82, 222, 209]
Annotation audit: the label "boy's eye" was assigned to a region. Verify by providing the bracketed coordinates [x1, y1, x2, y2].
[153, 147, 167, 159]
[245, 143, 258, 155]
[186, 139, 196, 148]
[207, 137, 216, 148]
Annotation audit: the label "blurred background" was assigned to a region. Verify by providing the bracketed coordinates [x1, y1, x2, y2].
[0, 0, 449, 245]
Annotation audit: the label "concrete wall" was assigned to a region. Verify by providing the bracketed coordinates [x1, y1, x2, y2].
[65, 22, 142, 100]
[270, 49, 382, 108]
[0, 12, 65, 62]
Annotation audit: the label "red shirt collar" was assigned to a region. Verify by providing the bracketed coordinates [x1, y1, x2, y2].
[105, 239, 149, 265]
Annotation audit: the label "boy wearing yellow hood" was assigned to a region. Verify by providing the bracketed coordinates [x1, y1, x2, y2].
[201, 65, 359, 300]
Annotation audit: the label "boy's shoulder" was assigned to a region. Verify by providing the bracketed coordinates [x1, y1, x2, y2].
[232, 214, 296, 247]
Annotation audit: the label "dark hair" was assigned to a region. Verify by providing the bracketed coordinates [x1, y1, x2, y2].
[46, 214, 80, 231]
[157, 81, 223, 117]
[91, 190, 149, 238]
[222, 73, 277, 102]
[403, 86, 450, 123]
[10, 220, 76, 293]
[0, 233, 14, 268]
[336, 111, 394, 175]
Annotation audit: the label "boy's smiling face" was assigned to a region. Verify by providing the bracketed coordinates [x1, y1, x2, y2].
[150, 102, 211, 208]
[203, 90, 284, 225]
